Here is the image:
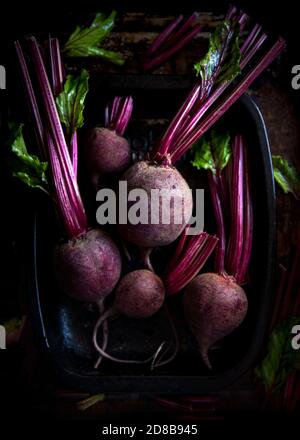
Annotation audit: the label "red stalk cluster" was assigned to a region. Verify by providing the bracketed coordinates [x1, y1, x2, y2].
[104, 96, 133, 136]
[208, 172, 227, 274]
[151, 8, 285, 165]
[15, 37, 87, 239]
[143, 12, 201, 72]
[163, 134, 252, 294]
[225, 135, 253, 283]
[49, 37, 78, 178]
[208, 134, 253, 282]
[164, 227, 218, 295]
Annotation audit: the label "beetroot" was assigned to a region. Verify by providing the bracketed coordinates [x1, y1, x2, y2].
[118, 161, 193, 248]
[85, 127, 131, 175]
[183, 273, 248, 369]
[54, 229, 122, 302]
[183, 134, 252, 369]
[15, 39, 123, 369]
[93, 269, 165, 366]
[114, 269, 165, 318]
[85, 96, 133, 180]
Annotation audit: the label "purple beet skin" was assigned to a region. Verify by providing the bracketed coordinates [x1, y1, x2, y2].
[114, 269, 165, 318]
[183, 272, 248, 369]
[85, 127, 131, 175]
[54, 228, 122, 302]
[118, 160, 193, 247]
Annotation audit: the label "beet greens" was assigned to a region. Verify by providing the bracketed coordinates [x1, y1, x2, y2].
[15, 37, 122, 366]
[151, 6, 285, 165]
[62, 11, 125, 65]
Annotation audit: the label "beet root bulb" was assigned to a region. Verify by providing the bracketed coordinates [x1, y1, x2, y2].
[118, 161, 193, 248]
[114, 269, 165, 319]
[85, 127, 131, 176]
[183, 272, 248, 369]
[54, 228, 122, 302]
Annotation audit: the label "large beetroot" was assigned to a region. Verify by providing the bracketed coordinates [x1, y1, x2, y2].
[183, 273, 248, 369]
[54, 229, 121, 302]
[118, 161, 193, 248]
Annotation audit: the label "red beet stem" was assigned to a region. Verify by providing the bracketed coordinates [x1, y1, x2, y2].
[15, 40, 78, 236]
[226, 135, 244, 276]
[151, 4, 285, 166]
[154, 85, 201, 160]
[14, 41, 46, 159]
[16, 37, 87, 238]
[144, 24, 201, 72]
[105, 96, 133, 136]
[144, 12, 200, 71]
[168, 12, 199, 45]
[28, 37, 87, 232]
[236, 145, 253, 284]
[165, 231, 218, 295]
[147, 15, 184, 56]
[208, 172, 226, 274]
[49, 37, 78, 178]
[171, 38, 285, 162]
[49, 37, 64, 96]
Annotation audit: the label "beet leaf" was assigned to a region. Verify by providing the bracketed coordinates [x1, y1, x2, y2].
[194, 20, 241, 96]
[191, 130, 231, 174]
[8, 123, 48, 193]
[63, 11, 124, 65]
[272, 155, 300, 200]
[56, 69, 89, 144]
[255, 317, 300, 393]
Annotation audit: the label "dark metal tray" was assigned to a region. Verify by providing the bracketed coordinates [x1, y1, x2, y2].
[27, 75, 275, 393]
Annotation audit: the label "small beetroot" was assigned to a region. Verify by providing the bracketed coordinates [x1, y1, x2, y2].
[84, 96, 133, 182]
[114, 269, 165, 319]
[183, 272, 248, 369]
[85, 127, 131, 176]
[93, 269, 165, 366]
